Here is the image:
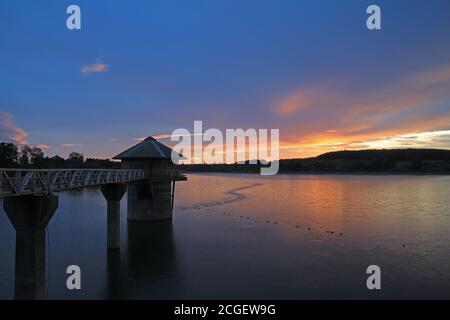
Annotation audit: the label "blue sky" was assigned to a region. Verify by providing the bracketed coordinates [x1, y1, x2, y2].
[1, 0, 450, 158]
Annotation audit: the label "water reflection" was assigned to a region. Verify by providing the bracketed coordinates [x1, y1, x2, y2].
[106, 220, 179, 299]
[106, 251, 122, 299]
[2, 174, 450, 299]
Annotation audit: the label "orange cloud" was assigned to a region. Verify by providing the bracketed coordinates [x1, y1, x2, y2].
[273, 87, 339, 116]
[414, 65, 450, 87]
[278, 111, 450, 158]
[134, 133, 205, 141]
[154, 133, 205, 140]
[274, 64, 450, 119]
[0, 112, 29, 144]
[271, 64, 450, 158]
[61, 143, 83, 147]
[80, 62, 108, 74]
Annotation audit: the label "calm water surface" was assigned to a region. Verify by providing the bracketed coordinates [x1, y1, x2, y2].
[1, 173, 450, 299]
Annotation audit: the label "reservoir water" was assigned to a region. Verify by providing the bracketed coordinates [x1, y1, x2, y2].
[1, 173, 450, 299]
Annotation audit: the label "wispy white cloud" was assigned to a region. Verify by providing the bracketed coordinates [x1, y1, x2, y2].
[350, 130, 450, 149]
[33, 144, 50, 149]
[0, 112, 28, 144]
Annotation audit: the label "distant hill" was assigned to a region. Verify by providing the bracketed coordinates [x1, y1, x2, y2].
[180, 149, 450, 174]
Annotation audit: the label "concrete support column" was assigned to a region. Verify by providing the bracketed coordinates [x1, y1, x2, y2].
[3, 194, 58, 300]
[101, 183, 127, 250]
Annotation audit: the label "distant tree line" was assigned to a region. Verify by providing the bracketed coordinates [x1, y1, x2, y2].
[180, 149, 450, 174]
[316, 149, 450, 161]
[3, 142, 450, 173]
[0, 142, 120, 169]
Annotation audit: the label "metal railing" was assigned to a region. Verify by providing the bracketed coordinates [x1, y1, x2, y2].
[0, 169, 147, 197]
[0, 169, 187, 197]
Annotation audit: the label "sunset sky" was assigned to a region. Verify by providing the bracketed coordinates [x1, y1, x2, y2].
[1, 0, 450, 160]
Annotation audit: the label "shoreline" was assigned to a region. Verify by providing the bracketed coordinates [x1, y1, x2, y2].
[182, 170, 450, 176]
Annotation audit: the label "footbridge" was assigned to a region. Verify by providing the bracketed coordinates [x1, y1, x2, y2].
[0, 169, 146, 197]
[0, 136, 188, 299]
[0, 168, 185, 197]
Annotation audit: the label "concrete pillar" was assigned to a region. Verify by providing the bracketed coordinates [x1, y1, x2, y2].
[127, 181, 173, 221]
[101, 183, 127, 250]
[3, 194, 58, 300]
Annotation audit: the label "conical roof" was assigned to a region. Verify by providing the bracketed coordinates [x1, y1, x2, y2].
[113, 136, 184, 160]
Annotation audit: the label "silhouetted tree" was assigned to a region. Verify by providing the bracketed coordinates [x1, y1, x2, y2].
[19, 145, 32, 167]
[84, 158, 120, 169]
[49, 155, 65, 168]
[0, 142, 18, 167]
[30, 147, 45, 167]
[67, 152, 84, 168]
